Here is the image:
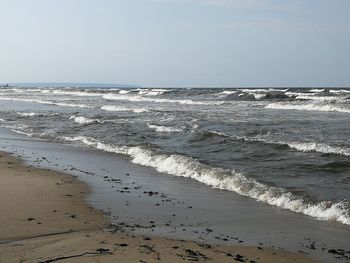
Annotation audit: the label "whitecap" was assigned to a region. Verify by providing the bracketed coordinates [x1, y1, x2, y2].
[147, 124, 183, 133]
[69, 116, 101, 124]
[330, 89, 350, 93]
[221, 90, 237, 95]
[249, 93, 265, 99]
[139, 90, 164, 96]
[101, 105, 149, 113]
[310, 89, 325, 93]
[103, 93, 224, 105]
[241, 135, 350, 156]
[17, 112, 37, 117]
[0, 97, 92, 108]
[52, 90, 101, 97]
[287, 141, 350, 156]
[265, 102, 350, 113]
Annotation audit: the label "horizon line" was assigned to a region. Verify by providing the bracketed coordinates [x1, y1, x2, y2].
[1, 82, 349, 89]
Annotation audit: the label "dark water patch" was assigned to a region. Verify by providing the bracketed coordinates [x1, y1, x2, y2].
[263, 91, 293, 100]
[223, 92, 256, 101]
[319, 161, 350, 173]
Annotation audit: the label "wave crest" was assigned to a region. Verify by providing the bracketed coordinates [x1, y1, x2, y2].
[147, 124, 183, 133]
[103, 93, 224, 105]
[266, 103, 350, 113]
[60, 135, 350, 225]
[69, 116, 101, 124]
[101, 105, 149, 113]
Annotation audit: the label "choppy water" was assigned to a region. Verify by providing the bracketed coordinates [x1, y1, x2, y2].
[1, 86, 350, 225]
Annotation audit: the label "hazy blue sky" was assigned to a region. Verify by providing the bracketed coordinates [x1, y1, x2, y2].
[0, 0, 349, 87]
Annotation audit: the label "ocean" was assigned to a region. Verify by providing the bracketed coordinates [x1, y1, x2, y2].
[0, 86, 349, 226]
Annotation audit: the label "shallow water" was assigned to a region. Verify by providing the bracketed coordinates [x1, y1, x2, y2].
[1, 128, 349, 263]
[0, 86, 349, 225]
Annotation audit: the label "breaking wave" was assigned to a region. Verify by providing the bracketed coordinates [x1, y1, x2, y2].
[60, 135, 350, 225]
[17, 112, 37, 117]
[2, 124, 33, 137]
[310, 89, 325, 93]
[0, 97, 91, 108]
[240, 136, 350, 157]
[147, 124, 183, 133]
[69, 116, 101, 124]
[221, 90, 237, 95]
[103, 93, 224, 105]
[266, 103, 350, 113]
[52, 90, 102, 97]
[101, 105, 149, 113]
[330, 89, 350, 93]
[197, 130, 350, 157]
[286, 142, 350, 156]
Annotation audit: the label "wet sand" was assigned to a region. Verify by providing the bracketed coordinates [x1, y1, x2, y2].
[0, 151, 319, 263]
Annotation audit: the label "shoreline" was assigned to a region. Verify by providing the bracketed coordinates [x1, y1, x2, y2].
[0, 150, 318, 263]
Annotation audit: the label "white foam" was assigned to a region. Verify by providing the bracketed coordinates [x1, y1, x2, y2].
[295, 94, 344, 102]
[148, 124, 183, 133]
[2, 124, 33, 137]
[242, 136, 350, 156]
[0, 118, 5, 122]
[240, 88, 288, 93]
[191, 123, 199, 129]
[69, 116, 101, 124]
[205, 131, 350, 156]
[271, 88, 289, 92]
[287, 142, 350, 156]
[119, 90, 131, 94]
[0, 97, 92, 108]
[60, 135, 350, 225]
[221, 90, 237, 95]
[41, 89, 51, 93]
[286, 91, 348, 103]
[138, 89, 172, 96]
[310, 89, 325, 93]
[227, 89, 266, 99]
[249, 93, 265, 99]
[17, 112, 37, 117]
[8, 88, 43, 93]
[11, 129, 33, 137]
[101, 105, 149, 113]
[285, 91, 305, 97]
[330, 89, 350, 93]
[51, 102, 92, 108]
[61, 136, 128, 155]
[151, 88, 173, 92]
[266, 102, 350, 113]
[52, 90, 101, 97]
[138, 90, 163, 96]
[103, 93, 224, 105]
[240, 89, 269, 93]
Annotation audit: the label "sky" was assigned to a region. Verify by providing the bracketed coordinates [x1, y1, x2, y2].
[0, 0, 349, 87]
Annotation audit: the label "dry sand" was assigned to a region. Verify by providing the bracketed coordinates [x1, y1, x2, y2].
[0, 151, 319, 263]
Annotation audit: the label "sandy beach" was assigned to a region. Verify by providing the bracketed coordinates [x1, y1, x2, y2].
[0, 151, 319, 263]
[1, 0, 349, 261]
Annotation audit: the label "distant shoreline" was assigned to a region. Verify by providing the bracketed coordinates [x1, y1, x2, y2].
[1, 83, 349, 89]
[0, 82, 140, 88]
